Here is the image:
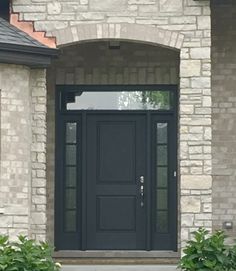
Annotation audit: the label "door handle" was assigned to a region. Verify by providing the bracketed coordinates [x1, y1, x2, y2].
[140, 185, 144, 196]
[140, 175, 144, 184]
[140, 176, 144, 207]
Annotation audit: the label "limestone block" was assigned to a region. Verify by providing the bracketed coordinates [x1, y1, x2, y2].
[80, 0, 89, 4]
[202, 96, 211, 107]
[13, 216, 29, 224]
[90, 0, 127, 11]
[47, 2, 61, 15]
[182, 196, 201, 213]
[190, 48, 210, 59]
[180, 60, 201, 77]
[31, 212, 46, 225]
[180, 104, 194, 114]
[0, 215, 13, 227]
[181, 175, 212, 190]
[160, 0, 183, 13]
[181, 195, 201, 214]
[13, 5, 46, 13]
[203, 203, 212, 212]
[4, 205, 29, 216]
[197, 16, 210, 30]
[32, 196, 46, 205]
[181, 214, 194, 226]
[191, 77, 211, 88]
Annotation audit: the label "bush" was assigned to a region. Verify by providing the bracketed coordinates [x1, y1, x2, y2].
[179, 228, 236, 271]
[0, 235, 61, 271]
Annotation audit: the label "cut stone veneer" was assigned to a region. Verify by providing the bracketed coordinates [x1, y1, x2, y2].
[0, 64, 31, 238]
[0, 64, 47, 241]
[9, 0, 212, 249]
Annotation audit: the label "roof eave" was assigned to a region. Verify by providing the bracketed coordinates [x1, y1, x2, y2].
[0, 50, 54, 68]
[0, 42, 58, 68]
[0, 42, 58, 56]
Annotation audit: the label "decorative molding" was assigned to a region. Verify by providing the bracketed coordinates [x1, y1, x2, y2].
[10, 13, 56, 48]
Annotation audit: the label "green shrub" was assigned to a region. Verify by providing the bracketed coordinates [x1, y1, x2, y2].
[0, 235, 61, 271]
[179, 228, 236, 271]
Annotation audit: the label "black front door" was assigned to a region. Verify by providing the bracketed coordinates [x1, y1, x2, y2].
[86, 114, 146, 249]
[55, 85, 177, 251]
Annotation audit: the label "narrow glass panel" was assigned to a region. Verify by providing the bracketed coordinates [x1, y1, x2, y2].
[157, 145, 167, 166]
[66, 123, 77, 143]
[63, 91, 173, 110]
[66, 145, 76, 165]
[65, 210, 76, 232]
[157, 189, 168, 210]
[65, 188, 76, 209]
[156, 211, 168, 233]
[157, 123, 167, 144]
[66, 167, 76, 187]
[157, 167, 168, 188]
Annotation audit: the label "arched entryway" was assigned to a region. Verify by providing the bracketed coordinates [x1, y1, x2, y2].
[47, 38, 180, 251]
[44, 24, 183, 254]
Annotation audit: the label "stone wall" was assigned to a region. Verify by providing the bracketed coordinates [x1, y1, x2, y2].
[0, 64, 31, 238]
[212, 1, 236, 240]
[0, 64, 47, 241]
[12, 0, 210, 34]
[11, 0, 212, 248]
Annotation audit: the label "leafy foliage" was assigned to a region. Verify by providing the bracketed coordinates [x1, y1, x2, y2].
[0, 235, 61, 271]
[141, 91, 172, 109]
[179, 228, 236, 271]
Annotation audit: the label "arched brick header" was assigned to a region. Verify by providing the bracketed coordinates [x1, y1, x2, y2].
[49, 23, 184, 50]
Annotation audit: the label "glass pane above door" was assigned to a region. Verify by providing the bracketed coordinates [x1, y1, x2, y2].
[61, 90, 173, 110]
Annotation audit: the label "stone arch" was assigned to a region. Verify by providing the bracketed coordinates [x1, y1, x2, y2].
[49, 23, 184, 50]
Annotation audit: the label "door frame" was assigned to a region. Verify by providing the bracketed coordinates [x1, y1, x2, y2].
[55, 85, 178, 251]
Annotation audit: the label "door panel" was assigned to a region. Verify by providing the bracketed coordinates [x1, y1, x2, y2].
[86, 114, 146, 250]
[98, 122, 135, 183]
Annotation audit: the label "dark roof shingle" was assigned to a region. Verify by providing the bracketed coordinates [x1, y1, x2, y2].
[0, 17, 49, 49]
[0, 18, 58, 67]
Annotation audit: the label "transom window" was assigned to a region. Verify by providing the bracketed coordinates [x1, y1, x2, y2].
[59, 86, 176, 111]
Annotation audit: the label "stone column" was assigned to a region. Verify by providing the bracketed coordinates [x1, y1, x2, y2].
[30, 69, 47, 241]
[179, 13, 212, 247]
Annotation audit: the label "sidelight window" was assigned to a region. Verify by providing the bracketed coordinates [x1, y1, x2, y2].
[156, 122, 169, 233]
[64, 122, 78, 233]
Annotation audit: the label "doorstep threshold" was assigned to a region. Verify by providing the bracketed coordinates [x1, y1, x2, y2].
[62, 265, 178, 271]
[54, 250, 179, 258]
[54, 250, 180, 265]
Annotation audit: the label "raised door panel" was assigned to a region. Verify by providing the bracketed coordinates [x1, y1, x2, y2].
[86, 114, 146, 250]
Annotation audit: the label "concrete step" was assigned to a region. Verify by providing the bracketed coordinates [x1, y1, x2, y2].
[62, 265, 178, 271]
